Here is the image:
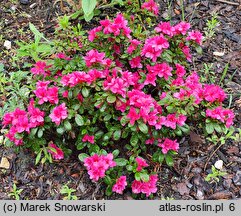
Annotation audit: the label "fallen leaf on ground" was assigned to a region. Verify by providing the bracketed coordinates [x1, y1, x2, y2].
[176, 182, 190, 195]
[0, 157, 10, 169]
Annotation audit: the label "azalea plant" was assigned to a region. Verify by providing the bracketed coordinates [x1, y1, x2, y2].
[2, 0, 234, 198]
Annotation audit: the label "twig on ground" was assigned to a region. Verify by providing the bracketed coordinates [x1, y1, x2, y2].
[215, 0, 240, 6]
[204, 144, 224, 171]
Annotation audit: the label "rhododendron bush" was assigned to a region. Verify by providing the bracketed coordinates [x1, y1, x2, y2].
[2, 0, 234, 198]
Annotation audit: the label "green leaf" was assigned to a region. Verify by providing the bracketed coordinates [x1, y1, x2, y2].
[35, 150, 42, 165]
[36, 44, 52, 53]
[95, 130, 104, 140]
[30, 128, 38, 137]
[37, 129, 43, 138]
[82, 0, 97, 16]
[130, 133, 139, 146]
[105, 185, 113, 196]
[135, 172, 141, 181]
[158, 153, 165, 164]
[165, 154, 174, 166]
[76, 142, 86, 150]
[138, 122, 148, 134]
[64, 121, 72, 131]
[78, 153, 89, 162]
[104, 114, 112, 121]
[113, 130, 121, 140]
[140, 173, 150, 182]
[107, 95, 116, 103]
[112, 149, 120, 157]
[75, 114, 84, 126]
[126, 165, 133, 171]
[104, 176, 112, 185]
[82, 87, 89, 97]
[115, 158, 128, 166]
[214, 123, 222, 133]
[57, 127, 65, 134]
[206, 123, 214, 134]
[84, 11, 94, 22]
[89, 144, 100, 154]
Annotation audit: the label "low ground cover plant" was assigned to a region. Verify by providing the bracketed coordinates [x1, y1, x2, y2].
[2, 0, 234, 198]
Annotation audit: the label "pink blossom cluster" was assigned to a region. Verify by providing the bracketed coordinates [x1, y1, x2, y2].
[84, 154, 116, 181]
[136, 157, 149, 172]
[158, 138, 179, 154]
[3, 101, 45, 146]
[132, 174, 158, 197]
[141, 0, 159, 15]
[48, 143, 64, 160]
[144, 63, 173, 86]
[162, 113, 187, 130]
[126, 89, 163, 127]
[203, 84, 226, 103]
[186, 30, 203, 45]
[55, 52, 71, 60]
[103, 69, 139, 98]
[82, 134, 95, 144]
[155, 21, 192, 37]
[88, 13, 131, 42]
[206, 106, 234, 128]
[112, 176, 127, 194]
[34, 81, 59, 105]
[49, 103, 68, 125]
[127, 39, 141, 54]
[30, 61, 51, 76]
[141, 35, 169, 62]
[61, 69, 106, 87]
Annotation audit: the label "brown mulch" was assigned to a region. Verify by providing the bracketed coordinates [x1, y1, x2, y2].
[0, 0, 240, 200]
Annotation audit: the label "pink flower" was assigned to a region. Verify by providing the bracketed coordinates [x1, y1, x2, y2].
[30, 61, 50, 76]
[127, 39, 141, 54]
[136, 157, 148, 172]
[48, 143, 64, 160]
[175, 63, 186, 77]
[112, 176, 127, 194]
[84, 49, 105, 67]
[82, 134, 95, 144]
[145, 137, 155, 145]
[55, 52, 71, 60]
[203, 84, 226, 103]
[36, 80, 50, 88]
[141, 36, 169, 62]
[62, 90, 69, 98]
[129, 56, 142, 68]
[155, 22, 175, 36]
[131, 174, 158, 197]
[47, 87, 59, 104]
[158, 138, 179, 154]
[186, 30, 203, 45]
[34, 87, 48, 105]
[181, 45, 192, 62]
[127, 107, 140, 125]
[27, 100, 45, 128]
[142, 0, 159, 15]
[88, 26, 102, 42]
[84, 154, 116, 181]
[174, 21, 191, 35]
[49, 103, 68, 125]
[206, 107, 234, 128]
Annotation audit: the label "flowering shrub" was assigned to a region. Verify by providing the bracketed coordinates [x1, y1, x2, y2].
[2, 0, 234, 198]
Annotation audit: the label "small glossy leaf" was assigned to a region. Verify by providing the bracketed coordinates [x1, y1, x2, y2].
[107, 95, 116, 103]
[115, 158, 128, 166]
[138, 122, 148, 134]
[75, 114, 84, 126]
[78, 153, 89, 162]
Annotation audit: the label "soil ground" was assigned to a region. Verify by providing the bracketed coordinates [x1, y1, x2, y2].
[0, 0, 240, 200]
